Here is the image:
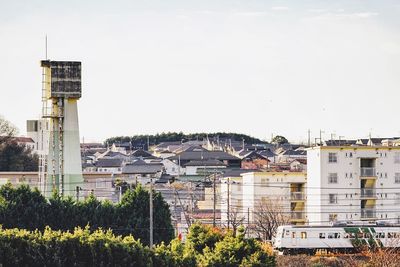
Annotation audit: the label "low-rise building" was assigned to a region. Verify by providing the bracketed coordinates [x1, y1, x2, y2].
[220, 171, 307, 229]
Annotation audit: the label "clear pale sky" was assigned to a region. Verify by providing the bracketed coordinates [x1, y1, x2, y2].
[1, 0, 399, 143]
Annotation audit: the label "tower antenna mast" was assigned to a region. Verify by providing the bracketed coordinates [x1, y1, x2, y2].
[45, 35, 48, 60]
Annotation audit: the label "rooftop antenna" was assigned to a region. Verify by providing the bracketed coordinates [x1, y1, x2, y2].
[45, 35, 48, 60]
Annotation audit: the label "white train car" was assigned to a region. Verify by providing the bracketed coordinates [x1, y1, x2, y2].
[274, 224, 400, 254]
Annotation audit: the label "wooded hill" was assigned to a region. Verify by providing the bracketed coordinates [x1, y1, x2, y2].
[104, 132, 267, 147]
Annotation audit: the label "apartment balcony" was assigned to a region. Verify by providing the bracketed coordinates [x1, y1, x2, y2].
[360, 188, 377, 199]
[360, 167, 376, 178]
[361, 208, 377, 219]
[290, 211, 305, 220]
[290, 192, 305, 202]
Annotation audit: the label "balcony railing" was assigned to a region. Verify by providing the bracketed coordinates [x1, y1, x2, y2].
[290, 192, 305, 201]
[290, 211, 305, 220]
[361, 208, 376, 219]
[360, 167, 376, 177]
[360, 188, 376, 198]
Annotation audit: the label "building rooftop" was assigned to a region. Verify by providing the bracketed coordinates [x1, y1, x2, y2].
[95, 158, 124, 168]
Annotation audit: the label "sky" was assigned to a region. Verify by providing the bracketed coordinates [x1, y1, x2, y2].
[0, 0, 400, 143]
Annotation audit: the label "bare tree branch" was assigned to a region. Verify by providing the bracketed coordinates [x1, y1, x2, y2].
[252, 198, 290, 241]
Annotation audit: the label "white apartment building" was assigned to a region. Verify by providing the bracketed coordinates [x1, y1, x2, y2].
[221, 172, 307, 227]
[306, 146, 400, 225]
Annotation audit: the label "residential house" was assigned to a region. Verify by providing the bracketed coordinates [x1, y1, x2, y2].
[238, 151, 269, 170]
[184, 159, 227, 175]
[289, 159, 307, 172]
[95, 158, 124, 174]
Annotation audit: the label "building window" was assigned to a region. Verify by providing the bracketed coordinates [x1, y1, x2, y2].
[328, 153, 338, 163]
[395, 193, 400, 205]
[349, 152, 353, 158]
[329, 194, 338, 204]
[301, 232, 307, 239]
[395, 173, 400, 184]
[96, 178, 107, 189]
[328, 173, 338, 184]
[395, 153, 400, 164]
[350, 173, 353, 178]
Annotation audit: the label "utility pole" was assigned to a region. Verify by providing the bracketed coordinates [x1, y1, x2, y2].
[76, 186, 80, 202]
[178, 155, 181, 179]
[149, 178, 153, 248]
[119, 185, 122, 203]
[307, 129, 311, 147]
[213, 173, 216, 227]
[247, 207, 250, 238]
[319, 130, 324, 146]
[227, 177, 230, 230]
[174, 191, 178, 236]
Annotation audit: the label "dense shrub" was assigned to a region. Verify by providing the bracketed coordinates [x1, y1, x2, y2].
[0, 226, 152, 267]
[0, 224, 276, 267]
[154, 223, 276, 267]
[0, 183, 174, 245]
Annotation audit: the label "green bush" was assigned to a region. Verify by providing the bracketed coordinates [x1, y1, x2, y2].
[0, 223, 276, 267]
[0, 183, 174, 246]
[154, 224, 276, 267]
[0, 226, 152, 267]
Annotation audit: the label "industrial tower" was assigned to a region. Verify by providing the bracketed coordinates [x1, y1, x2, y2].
[39, 60, 83, 197]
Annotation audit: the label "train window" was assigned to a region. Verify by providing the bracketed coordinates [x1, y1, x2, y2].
[388, 233, 394, 238]
[334, 233, 341, 239]
[357, 233, 364, 238]
[328, 233, 334, 239]
[301, 232, 307, 239]
[292, 232, 296, 239]
[376, 233, 385, 238]
[344, 233, 350, 239]
[319, 233, 325, 239]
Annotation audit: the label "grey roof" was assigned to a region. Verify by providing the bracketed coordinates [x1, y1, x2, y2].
[324, 139, 357, 146]
[280, 150, 306, 156]
[82, 163, 95, 168]
[184, 159, 226, 167]
[169, 151, 240, 161]
[238, 150, 269, 160]
[95, 158, 124, 168]
[130, 149, 156, 158]
[155, 174, 173, 184]
[130, 159, 146, 165]
[182, 146, 208, 152]
[154, 142, 182, 149]
[102, 151, 129, 158]
[257, 150, 276, 157]
[122, 162, 163, 174]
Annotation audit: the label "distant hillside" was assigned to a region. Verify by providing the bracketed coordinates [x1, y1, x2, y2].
[104, 132, 266, 147]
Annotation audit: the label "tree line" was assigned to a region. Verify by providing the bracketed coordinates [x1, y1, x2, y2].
[104, 132, 267, 148]
[0, 183, 174, 246]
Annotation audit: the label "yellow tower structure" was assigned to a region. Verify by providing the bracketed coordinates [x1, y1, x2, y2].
[39, 60, 83, 197]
